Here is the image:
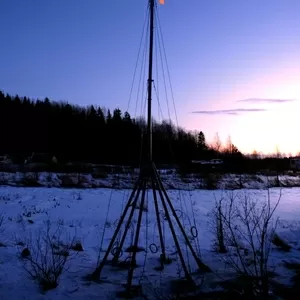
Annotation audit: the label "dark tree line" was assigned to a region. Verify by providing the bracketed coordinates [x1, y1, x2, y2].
[1, 91, 294, 174]
[0, 91, 224, 165]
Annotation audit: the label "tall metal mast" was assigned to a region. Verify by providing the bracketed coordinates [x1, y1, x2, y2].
[147, 0, 154, 163]
[90, 1, 210, 295]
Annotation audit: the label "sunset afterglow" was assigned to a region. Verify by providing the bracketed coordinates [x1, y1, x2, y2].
[0, 0, 299, 155]
[184, 65, 300, 155]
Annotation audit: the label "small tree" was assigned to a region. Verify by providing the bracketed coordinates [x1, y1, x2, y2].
[274, 145, 282, 186]
[274, 145, 281, 159]
[123, 111, 132, 123]
[197, 131, 206, 150]
[225, 135, 241, 156]
[251, 150, 260, 160]
[212, 132, 222, 153]
[225, 135, 233, 154]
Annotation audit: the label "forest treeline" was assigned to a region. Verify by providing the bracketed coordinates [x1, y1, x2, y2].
[0, 91, 294, 172]
[0, 91, 228, 165]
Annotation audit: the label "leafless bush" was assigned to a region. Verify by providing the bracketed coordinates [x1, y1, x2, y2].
[22, 220, 79, 291]
[211, 190, 281, 298]
[209, 195, 227, 253]
[70, 240, 84, 251]
[0, 212, 6, 246]
[22, 172, 40, 186]
[59, 174, 79, 187]
[0, 194, 10, 201]
[0, 173, 6, 185]
[112, 174, 120, 188]
[203, 173, 221, 190]
[0, 213, 4, 231]
[46, 172, 52, 184]
[69, 191, 83, 201]
[22, 205, 46, 217]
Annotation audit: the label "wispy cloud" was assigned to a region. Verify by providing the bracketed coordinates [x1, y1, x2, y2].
[237, 98, 296, 103]
[191, 108, 267, 115]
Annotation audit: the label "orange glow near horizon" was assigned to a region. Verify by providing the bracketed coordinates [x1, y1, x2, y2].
[184, 65, 300, 156]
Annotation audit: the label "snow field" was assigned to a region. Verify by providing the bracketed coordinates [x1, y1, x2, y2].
[0, 186, 300, 298]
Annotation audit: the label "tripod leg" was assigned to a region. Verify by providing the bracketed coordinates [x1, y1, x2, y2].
[155, 178, 192, 282]
[153, 164, 211, 272]
[127, 179, 147, 293]
[112, 179, 143, 262]
[151, 178, 166, 263]
[91, 175, 142, 279]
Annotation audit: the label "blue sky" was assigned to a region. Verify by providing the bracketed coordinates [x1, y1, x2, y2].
[1, 0, 299, 154]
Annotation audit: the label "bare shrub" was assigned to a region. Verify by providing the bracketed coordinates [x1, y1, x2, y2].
[22, 220, 79, 291]
[211, 190, 281, 298]
[209, 196, 227, 253]
[0, 218, 6, 246]
[203, 172, 221, 190]
[76, 192, 82, 200]
[0, 173, 6, 185]
[0, 212, 6, 245]
[22, 205, 46, 217]
[59, 174, 78, 187]
[0, 194, 10, 201]
[0, 212, 4, 232]
[70, 241, 84, 251]
[22, 172, 40, 186]
[46, 172, 52, 185]
[112, 174, 120, 188]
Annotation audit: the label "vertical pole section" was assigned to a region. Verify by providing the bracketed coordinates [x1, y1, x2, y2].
[153, 164, 211, 272]
[127, 179, 147, 292]
[91, 176, 142, 279]
[147, 0, 155, 163]
[151, 178, 166, 261]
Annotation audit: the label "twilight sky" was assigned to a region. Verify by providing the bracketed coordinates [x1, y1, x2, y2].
[0, 0, 299, 155]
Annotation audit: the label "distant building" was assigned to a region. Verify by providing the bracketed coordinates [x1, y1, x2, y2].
[290, 158, 300, 170]
[191, 159, 223, 165]
[191, 159, 224, 171]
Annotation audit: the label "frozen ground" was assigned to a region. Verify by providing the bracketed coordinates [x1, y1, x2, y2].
[1, 171, 300, 190]
[0, 186, 300, 299]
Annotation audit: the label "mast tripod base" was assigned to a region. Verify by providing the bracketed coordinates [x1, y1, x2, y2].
[90, 161, 210, 292]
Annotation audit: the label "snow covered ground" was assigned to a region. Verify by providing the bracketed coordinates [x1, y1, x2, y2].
[1, 171, 300, 190]
[1, 185, 300, 299]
